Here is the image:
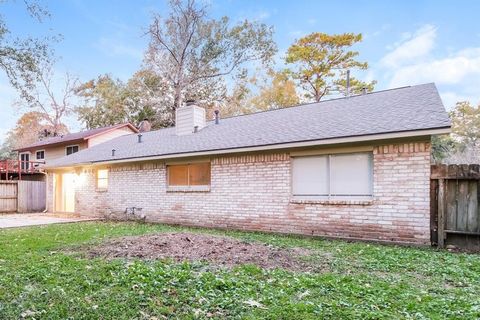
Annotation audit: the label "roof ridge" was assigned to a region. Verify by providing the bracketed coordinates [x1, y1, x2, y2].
[142, 83, 429, 134]
[215, 84, 425, 121]
[48, 123, 132, 137]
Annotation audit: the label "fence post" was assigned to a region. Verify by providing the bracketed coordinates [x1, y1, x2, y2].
[15, 181, 19, 213]
[438, 178, 446, 248]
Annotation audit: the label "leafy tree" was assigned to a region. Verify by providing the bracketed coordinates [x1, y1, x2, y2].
[219, 74, 255, 117]
[284, 32, 375, 102]
[75, 74, 128, 129]
[0, 0, 53, 102]
[219, 70, 300, 118]
[450, 101, 480, 147]
[0, 135, 16, 159]
[144, 0, 277, 122]
[0, 111, 68, 158]
[250, 70, 299, 110]
[75, 69, 180, 129]
[431, 135, 457, 164]
[430, 101, 480, 164]
[123, 69, 176, 129]
[75, 70, 176, 129]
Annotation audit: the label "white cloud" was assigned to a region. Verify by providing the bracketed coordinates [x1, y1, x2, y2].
[95, 37, 143, 60]
[440, 92, 475, 110]
[287, 30, 304, 39]
[388, 47, 480, 87]
[375, 24, 480, 108]
[255, 10, 271, 21]
[381, 24, 437, 68]
[234, 9, 275, 23]
[365, 24, 391, 39]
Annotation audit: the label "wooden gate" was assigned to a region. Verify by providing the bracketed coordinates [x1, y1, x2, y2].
[0, 180, 46, 213]
[431, 164, 480, 250]
[0, 181, 18, 212]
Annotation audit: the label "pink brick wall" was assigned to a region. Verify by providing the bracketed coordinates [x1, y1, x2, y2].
[47, 141, 432, 244]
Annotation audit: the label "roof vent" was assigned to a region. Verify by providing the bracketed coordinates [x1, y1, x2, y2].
[362, 87, 367, 95]
[214, 109, 220, 125]
[111, 149, 116, 157]
[138, 134, 143, 143]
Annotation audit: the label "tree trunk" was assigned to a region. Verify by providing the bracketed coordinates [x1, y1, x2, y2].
[172, 82, 183, 123]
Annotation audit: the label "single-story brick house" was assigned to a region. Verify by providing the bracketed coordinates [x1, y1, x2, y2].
[45, 83, 451, 245]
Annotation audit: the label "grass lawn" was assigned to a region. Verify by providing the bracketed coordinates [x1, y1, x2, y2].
[1, 222, 479, 319]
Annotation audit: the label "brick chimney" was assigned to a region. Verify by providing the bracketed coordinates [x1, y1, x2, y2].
[175, 100, 206, 136]
[138, 119, 151, 132]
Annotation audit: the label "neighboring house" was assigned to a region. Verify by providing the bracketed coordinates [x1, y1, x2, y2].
[7, 123, 138, 180]
[45, 83, 451, 245]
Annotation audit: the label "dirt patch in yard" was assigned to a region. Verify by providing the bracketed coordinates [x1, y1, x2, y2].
[82, 232, 318, 272]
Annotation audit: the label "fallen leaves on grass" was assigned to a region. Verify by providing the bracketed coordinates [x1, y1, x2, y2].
[243, 299, 267, 309]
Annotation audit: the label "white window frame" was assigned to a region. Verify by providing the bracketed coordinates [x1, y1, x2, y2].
[19, 152, 31, 170]
[65, 145, 79, 156]
[35, 149, 45, 161]
[96, 168, 109, 191]
[19, 152, 30, 160]
[291, 152, 373, 201]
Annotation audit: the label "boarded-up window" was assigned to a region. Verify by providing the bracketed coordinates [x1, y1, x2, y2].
[168, 165, 188, 186]
[168, 162, 210, 186]
[97, 169, 109, 189]
[292, 152, 372, 199]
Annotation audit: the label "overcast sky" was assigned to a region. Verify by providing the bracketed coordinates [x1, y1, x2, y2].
[1, 0, 479, 140]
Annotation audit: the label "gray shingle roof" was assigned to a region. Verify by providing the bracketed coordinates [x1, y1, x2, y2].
[46, 83, 450, 168]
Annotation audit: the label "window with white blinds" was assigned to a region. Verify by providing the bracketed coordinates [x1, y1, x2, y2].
[292, 152, 373, 199]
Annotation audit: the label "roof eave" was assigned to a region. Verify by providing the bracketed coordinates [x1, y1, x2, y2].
[45, 126, 450, 170]
[14, 123, 139, 152]
[14, 138, 85, 153]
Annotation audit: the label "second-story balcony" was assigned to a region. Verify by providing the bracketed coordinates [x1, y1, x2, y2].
[0, 160, 45, 180]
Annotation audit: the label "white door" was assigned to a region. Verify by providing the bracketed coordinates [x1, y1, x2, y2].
[62, 173, 75, 213]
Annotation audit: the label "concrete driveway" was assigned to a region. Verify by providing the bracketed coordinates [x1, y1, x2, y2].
[0, 213, 97, 229]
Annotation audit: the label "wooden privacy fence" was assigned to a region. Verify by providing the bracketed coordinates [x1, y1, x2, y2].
[0, 180, 46, 213]
[431, 164, 480, 250]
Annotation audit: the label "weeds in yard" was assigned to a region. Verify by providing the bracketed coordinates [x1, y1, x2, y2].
[0, 221, 479, 319]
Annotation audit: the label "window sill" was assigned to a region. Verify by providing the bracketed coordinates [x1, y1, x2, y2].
[167, 185, 210, 193]
[290, 198, 374, 206]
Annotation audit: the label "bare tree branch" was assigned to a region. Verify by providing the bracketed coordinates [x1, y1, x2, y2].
[144, 0, 276, 118]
